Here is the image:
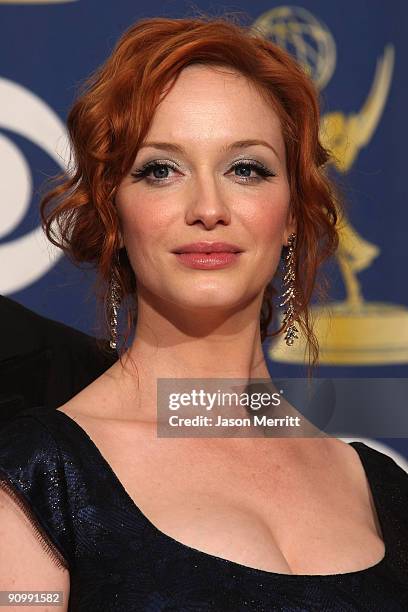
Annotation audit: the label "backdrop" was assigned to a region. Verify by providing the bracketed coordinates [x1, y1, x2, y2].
[1, 0, 407, 463]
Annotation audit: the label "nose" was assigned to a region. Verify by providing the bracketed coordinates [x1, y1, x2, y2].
[185, 173, 231, 229]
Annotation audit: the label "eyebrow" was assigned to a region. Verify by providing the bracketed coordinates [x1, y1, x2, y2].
[138, 139, 281, 162]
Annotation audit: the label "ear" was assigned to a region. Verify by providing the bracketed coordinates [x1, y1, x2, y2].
[283, 208, 297, 246]
[116, 204, 125, 249]
[117, 219, 125, 249]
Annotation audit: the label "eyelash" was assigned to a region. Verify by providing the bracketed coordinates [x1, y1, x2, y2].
[130, 159, 277, 185]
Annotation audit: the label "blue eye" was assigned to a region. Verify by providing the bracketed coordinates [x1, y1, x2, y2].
[131, 161, 177, 182]
[130, 159, 277, 184]
[230, 160, 277, 181]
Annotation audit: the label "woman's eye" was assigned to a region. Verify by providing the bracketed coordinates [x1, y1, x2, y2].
[130, 159, 277, 185]
[230, 161, 277, 182]
[130, 161, 177, 184]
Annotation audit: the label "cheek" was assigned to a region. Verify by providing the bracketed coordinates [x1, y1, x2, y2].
[251, 205, 287, 240]
[243, 189, 290, 245]
[242, 190, 290, 276]
[118, 196, 173, 278]
[120, 197, 170, 246]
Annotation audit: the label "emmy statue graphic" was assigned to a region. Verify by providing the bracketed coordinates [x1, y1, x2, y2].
[251, 6, 408, 365]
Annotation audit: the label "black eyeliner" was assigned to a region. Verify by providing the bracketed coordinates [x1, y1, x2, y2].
[130, 158, 277, 182]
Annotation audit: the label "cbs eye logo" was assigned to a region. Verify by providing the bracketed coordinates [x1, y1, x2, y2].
[0, 77, 69, 293]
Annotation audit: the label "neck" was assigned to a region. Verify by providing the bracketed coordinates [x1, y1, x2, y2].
[112, 295, 273, 423]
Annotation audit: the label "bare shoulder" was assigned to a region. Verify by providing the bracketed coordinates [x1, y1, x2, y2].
[55, 360, 154, 452]
[324, 436, 365, 475]
[327, 436, 357, 458]
[291, 436, 368, 487]
[56, 359, 133, 422]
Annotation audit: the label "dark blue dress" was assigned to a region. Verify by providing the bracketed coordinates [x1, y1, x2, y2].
[0, 406, 407, 611]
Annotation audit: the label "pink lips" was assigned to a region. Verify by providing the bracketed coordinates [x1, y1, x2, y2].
[175, 252, 241, 269]
[172, 242, 244, 270]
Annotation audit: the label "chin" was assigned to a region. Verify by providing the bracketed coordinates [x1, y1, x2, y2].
[165, 290, 250, 312]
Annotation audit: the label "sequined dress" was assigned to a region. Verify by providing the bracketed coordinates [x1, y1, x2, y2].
[0, 406, 407, 611]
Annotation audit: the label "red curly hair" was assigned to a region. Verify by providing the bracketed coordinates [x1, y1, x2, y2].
[40, 12, 341, 371]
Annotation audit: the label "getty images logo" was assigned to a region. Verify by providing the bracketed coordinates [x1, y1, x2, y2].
[0, 77, 69, 293]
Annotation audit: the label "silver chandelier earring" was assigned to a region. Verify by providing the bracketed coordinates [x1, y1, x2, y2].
[108, 258, 121, 350]
[279, 233, 299, 346]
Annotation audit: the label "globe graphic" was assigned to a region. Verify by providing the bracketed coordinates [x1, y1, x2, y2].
[251, 5, 336, 90]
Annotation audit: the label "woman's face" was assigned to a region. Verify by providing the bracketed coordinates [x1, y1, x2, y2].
[115, 64, 294, 317]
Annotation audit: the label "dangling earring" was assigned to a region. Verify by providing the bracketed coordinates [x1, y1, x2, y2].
[108, 257, 121, 350]
[279, 233, 299, 346]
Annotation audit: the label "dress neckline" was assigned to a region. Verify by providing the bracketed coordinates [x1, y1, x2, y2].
[48, 407, 388, 580]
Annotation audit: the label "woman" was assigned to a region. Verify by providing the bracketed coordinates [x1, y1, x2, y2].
[1, 14, 407, 612]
